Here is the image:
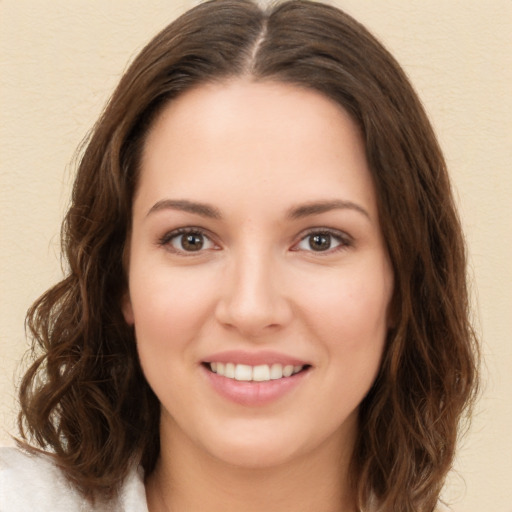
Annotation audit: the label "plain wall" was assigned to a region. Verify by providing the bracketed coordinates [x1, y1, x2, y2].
[1, 1, 511, 510]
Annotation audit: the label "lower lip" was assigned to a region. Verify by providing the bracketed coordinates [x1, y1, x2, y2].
[202, 366, 309, 406]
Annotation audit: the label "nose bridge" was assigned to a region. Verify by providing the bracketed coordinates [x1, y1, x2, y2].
[216, 238, 291, 335]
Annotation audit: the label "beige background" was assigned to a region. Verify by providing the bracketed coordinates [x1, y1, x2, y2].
[1, 1, 511, 510]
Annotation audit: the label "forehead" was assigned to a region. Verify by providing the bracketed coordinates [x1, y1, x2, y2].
[136, 79, 376, 220]
[144, 79, 361, 155]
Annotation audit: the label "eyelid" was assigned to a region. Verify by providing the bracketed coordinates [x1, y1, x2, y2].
[157, 226, 352, 255]
[290, 227, 353, 253]
[158, 226, 220, 254]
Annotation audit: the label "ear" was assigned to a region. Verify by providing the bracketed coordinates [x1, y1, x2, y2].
[121, 292, 135, 325]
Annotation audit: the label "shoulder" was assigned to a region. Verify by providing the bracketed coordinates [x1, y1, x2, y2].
[0, 446, 92, 511]
[0, 447, 147, 512]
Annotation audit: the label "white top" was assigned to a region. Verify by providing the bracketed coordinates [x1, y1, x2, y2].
[0, 447, 148, 512]
[1, 446, 453, 511]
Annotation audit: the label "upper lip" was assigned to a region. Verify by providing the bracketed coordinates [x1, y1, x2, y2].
[202, 350, 311, 367]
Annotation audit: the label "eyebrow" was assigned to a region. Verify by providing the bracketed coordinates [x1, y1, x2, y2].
[146, 198, 370, 221]
[147, 199, 222, 219]
[287, 200, 370, 220]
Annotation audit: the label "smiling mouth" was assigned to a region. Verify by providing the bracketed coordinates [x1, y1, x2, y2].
[203, 362, 311, 382]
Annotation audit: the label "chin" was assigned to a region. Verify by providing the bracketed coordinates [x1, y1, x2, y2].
[209, 439, 301, 469]
[198, 417, 335, 470]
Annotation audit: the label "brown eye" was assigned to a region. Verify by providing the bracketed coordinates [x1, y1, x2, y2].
[308, 233, 332, 251]
[180, 233, 204, 251]
[293, 230, 348, 253]
[163, 230, 216, 253]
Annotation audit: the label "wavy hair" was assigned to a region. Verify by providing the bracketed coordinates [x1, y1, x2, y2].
[18, 1, 479, 510]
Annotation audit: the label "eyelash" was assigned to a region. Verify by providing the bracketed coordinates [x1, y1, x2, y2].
[291, 228, 353, 253]
[157, 227, 218, 255]
[157, 227, 352, 255]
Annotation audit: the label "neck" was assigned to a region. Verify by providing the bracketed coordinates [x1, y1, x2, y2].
[146, 417, 357, 512]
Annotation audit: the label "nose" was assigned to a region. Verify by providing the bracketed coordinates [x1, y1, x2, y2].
[214, 247, 293, 338]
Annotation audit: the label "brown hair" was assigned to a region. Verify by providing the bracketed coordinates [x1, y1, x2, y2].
[18, 1, 479, 510]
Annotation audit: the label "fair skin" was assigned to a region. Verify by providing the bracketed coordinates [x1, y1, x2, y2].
[123, 80, 394, 512]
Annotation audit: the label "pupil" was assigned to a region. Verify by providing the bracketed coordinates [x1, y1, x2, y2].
[310, 234, 330, 251]
[182, 233, 203, 251]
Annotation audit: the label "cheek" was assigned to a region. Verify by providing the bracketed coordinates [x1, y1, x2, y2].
[298, 264, 392, 344]
[296, 260, 392, 405]
[127, 264, 217, 351]
[128, 275, 205, 400]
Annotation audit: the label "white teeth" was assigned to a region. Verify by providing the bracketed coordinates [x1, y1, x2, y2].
[234, 364, 252, 381]
[225, 363, 235, 379]
[283, 365, 294, 377]
[209, 362, 305, 381]
[270, 363, 283, 380]
[253, 364, 270, 381]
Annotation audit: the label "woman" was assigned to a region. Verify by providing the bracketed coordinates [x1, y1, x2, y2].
[0, 0, 478, 511]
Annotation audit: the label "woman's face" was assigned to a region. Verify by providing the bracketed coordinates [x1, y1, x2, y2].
[123, 80, 393, 469]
